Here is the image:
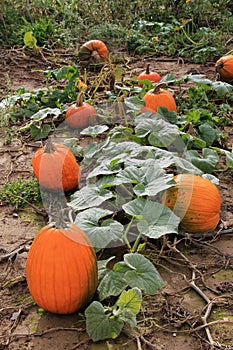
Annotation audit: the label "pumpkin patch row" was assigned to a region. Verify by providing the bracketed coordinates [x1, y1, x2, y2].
[26, 39, 223, 316]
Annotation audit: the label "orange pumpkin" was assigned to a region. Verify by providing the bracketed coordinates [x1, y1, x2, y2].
[32, 138, 81, 192]
[137, 64, 161, 87]
[141, 85, 177, 113]
[26, 222, 98, 314]
[215, 55, 233, 82]
[162, 174, 221, 233]
[78, 39, 108, 61]
[65, 92, 97, 128]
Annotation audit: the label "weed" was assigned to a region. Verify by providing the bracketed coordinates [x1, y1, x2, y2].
[0, 177, 41, 208]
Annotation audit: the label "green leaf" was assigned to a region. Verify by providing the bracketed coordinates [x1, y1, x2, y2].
[69, 185, 113, 211]
[185, 148, 219, 173]
[184, 74, 213, 86]
[212, 81, 233, 96]
[97, 257, 116, 281]
[80, 125, 109, 137]
[24, 31, 37, 48]
[87, 162, 122, 179]
[173, 156, 203, 175]
[30, 124, 51, 140]
[30, 107, 61, 122]
[116, 287, 142, 315]
[74, 208, 124, 249]
[198, 123, 217, 146]
[51, 65, 79, 80]
[85, 301, 124, 341]
[97, 270, 128, 301]
[123, 198, 180, 238]
[123, 253, 163, 294]
[117, 164, 175, 196]
[135, 118, 180, 147]
[156, 106, 177, 124]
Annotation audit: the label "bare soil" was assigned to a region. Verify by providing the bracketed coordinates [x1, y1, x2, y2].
[1, 46, 233, 350]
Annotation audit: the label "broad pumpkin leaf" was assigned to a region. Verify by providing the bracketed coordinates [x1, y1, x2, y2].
[30, 124, 51, 140]
[115, 253, 164, 295]
[30, 107, 61, 121]
[69, 185, 113, 211]
[123, 198, 180, 238]
[97, 257, 116, 281]
[85, 301, 124, 341]
[212, 81, 233, 96]
[135, 118, 180, 147]
[51, 65, 79, 81]
[173, 156, 203, 175]
[156, 106, 178, 124]
[117, 164, 175, 196]
[184, 74, 213, 86]
[74, 208, 124, 249]
[87, 161, 123, 179]
[198, 123, 217, 146]
[80, 124, 109, 137]
[185, 148, 219, 173]
[97, 270, 128, 301]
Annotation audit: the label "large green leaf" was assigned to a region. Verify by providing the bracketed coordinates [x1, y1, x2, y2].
[212, 81, 233, 96]
[198, 123, 218, 146]
[69, 185, 113, 211]
[135, 118, 180, 147]
[115, 253, 164, 294]
[97, 270, 128, 301]
[123, 198, 180, 238]
[173, 156, 203, 175]
[185, 148, 219, 173]
[74, 208, 124, 249]
[85, 301, 124, 341]
[80, 124, 109, 137]
[30, 124, 51, 140]
[117, 164, 175, 196]
[30, 107, 61, 121]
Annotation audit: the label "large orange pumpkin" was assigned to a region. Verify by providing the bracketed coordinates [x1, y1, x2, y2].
[26, 222, 98, 314]
[78, 39, 108, 62]
[141, 85, 177, 113]
[137, 64, 161, 87]
[162, 174, 221, 233]
[32, 138, 81, 192]
[215, 55, 233, 82]
[65, 92, 97, 128]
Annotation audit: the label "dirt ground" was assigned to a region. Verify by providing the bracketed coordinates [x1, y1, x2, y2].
[1, 46, 233, 350]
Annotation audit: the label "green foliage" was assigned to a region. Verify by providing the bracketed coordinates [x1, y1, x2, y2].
[85, 253, 163, 341]
[0, 177, 41, 208]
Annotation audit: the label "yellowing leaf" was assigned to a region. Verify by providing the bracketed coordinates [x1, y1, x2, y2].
[23, 31, 37, 49]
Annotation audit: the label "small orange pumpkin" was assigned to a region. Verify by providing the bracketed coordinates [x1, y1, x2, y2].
[78, 39, 108, 62]
[137, 64, 161, 87]
[65, 92, 97, 128]
[141, 85, 177, 113]
[26, 222, 98, 314]
[32, 138, 81, 192]
[162, 174, 221, 233]
[215, 55, 233, 82]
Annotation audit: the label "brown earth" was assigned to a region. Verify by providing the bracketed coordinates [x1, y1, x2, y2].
[0, 46, 233, 350]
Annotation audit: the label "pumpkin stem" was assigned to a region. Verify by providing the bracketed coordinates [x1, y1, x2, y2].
[76, 91, 85, 107]
[145, 63, 150, 74]
[44, 137, 55, 153]
[153, 82, 168, 94]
